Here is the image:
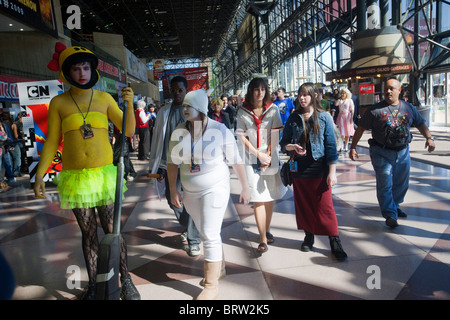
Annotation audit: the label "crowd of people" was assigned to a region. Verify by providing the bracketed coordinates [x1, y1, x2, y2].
[0, 111, 26, 192]
[0, 43, 436, 301]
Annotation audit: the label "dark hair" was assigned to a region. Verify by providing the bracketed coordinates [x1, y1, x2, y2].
[231, 95, 242, 107]
[245, 77, 271, 107]
[170, 76, 188, 89]
[64, 59, 98, 89]
[294, 83, 324, 141]
[278, 87, 286, 93]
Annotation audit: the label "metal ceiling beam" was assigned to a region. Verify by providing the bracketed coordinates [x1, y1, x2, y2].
[215, 0, 357, 94]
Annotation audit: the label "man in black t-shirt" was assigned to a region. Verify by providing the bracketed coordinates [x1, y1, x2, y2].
[349, 78, 435, 228]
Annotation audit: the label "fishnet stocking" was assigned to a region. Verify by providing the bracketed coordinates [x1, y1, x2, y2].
[72, 204, 128, 284]
[72, 207, 98, 283]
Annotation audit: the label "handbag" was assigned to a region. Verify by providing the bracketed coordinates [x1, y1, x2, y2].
[280, 159, 292, 186]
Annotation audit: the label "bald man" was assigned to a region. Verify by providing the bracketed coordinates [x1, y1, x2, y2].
[349, 78, 435, 228]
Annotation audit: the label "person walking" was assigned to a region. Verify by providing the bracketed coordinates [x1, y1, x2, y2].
[280, 83, 347, 261]
[273, 87, 295, 126]
[236, 77, 287, 253]
[208, 97, 232, 129]
[335, 88, 355, 151]
[147, 103, 157, 152]
[34, 43, 140, 300]
[349, 78, 435, 228]
[0, 116, 16, 186]
[221, 94, 236, 130]
[11, 112, 24, 176]
[168, 88, 250, 300]
[135, 100, 150, 160]
[148, 76, 202, 256]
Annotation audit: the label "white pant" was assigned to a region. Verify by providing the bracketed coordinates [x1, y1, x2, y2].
[183, 179, 229, 262]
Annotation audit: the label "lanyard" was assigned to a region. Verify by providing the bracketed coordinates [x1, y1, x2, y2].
[190, 118, 207, 166]
[69, 89, 94, 139]
[69, 89, 94, 125]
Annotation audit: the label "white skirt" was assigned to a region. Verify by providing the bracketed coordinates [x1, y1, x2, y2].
[244, 164, 287, 202]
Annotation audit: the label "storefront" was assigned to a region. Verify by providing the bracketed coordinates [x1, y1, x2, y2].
[94, 56, 127, 103]
[427, 72, 450, 126]
[326, 61, 413, 117]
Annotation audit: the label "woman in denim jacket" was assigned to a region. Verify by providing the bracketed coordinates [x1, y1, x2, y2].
[280, 83, 347, 261]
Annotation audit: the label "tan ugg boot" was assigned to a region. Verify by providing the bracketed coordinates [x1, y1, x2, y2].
[200, 258, 226, 286]
[196, 261, 221, 300]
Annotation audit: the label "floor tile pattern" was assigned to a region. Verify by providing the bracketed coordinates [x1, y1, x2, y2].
[1, 129, 449, 301]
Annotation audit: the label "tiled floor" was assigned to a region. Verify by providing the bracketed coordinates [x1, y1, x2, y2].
[1, 129, 449, 301]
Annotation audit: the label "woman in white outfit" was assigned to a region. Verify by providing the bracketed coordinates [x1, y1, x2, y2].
[167, 89, 251, 300]
[236, 77, 287, 253]
[335, 88, 355, 151]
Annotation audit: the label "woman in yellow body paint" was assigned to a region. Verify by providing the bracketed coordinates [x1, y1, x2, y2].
[34, 43, 140, 300]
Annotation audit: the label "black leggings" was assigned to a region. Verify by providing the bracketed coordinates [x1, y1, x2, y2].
[72, 204, 128, 284]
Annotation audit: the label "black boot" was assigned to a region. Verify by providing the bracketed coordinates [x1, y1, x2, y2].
[301, 231, 314, 252]
[329, 236, 347, 261]
[120, 274, 141, 300]
[80, 282, 96, 300]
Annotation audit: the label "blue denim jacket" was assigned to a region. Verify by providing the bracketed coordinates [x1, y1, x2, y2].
[280, 111, 338, 165]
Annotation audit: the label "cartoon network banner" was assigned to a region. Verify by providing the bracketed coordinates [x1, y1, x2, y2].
[17, 80, 64, 183]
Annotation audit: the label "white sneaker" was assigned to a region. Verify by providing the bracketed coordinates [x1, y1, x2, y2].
[188, 245, 201, 256]
[126, 176, 134, 182]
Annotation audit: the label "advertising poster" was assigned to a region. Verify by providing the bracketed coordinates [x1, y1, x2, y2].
[17, 80, 64, 183]
[152, 59, 165, 81]
[0, 0, 58, 38]
[161, 67, 209, 100]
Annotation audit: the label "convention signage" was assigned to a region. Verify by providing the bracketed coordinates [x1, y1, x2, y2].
[0, 74, 33, 102]
[0, 0, 58, 38]
[97, 58, 126, 83]
[152, 59, 165, 81]
[17, 80, 64, 183]
[326, 63, 413, 81]
[161, 67, 209, 100]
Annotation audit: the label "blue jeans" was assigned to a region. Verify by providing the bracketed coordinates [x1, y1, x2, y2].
[162, 168, 201, 246]
[9, 145, 21, 176]
[1, 151, 15, 181]
[369, 145, 410, 220]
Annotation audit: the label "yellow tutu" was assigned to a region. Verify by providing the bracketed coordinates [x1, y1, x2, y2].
[55, 163, 127, 209]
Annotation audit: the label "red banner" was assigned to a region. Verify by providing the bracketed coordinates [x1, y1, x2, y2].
[359, 83, 375, 95]
[161, 67, 209, 100]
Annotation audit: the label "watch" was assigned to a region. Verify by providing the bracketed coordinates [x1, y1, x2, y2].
[426, 136, 435, 141]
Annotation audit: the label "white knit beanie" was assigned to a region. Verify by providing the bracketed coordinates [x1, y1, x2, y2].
[183, 88, 214, 115]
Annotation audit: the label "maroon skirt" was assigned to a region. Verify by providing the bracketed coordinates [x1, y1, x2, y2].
[292, 177, 339, 236]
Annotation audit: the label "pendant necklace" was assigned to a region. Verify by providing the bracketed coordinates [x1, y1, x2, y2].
[69, 89, 94, 139]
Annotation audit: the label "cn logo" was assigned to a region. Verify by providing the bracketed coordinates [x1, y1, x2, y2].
[27, 85, 50, 99]
[66, 5, 81, 30]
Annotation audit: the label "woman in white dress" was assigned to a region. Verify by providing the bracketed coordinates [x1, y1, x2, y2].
[235, 77, 287, 253]
[335, 88, 355, 151]
[167, 89, 250, 300]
